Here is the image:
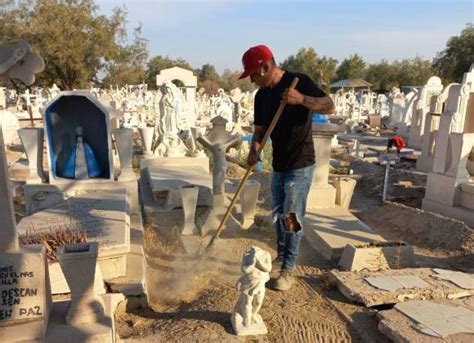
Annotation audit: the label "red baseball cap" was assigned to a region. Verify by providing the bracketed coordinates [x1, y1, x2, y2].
[239, 45, 273, 79]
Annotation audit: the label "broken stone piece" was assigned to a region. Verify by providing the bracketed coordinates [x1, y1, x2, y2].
[365, 275, 430, 292]
[338, 242, 416, 272]
[431, 269, 474, 290]
[394, 300, 474, 338]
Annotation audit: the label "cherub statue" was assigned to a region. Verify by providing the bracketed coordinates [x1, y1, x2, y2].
[231, 246, 272, 336]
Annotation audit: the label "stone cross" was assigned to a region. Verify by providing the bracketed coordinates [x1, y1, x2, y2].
[196, 116, 240, 195]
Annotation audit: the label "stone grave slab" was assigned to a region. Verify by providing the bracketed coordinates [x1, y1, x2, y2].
[431, 269, 474, 289]
[145, 166, 212, 208]
[378, 298, 474, 342]
[0, 245, 52, 342]
[17, 190, 130, 279]
[330, 268, 474, 307]
[338, 242, 416, 272]
[141, 155, 210, 173]
[365, 275, 430, 292]
[304, 207, 386, 260]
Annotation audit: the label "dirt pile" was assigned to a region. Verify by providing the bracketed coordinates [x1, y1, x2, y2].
[358, 202, 474, 254]
[352, 159, 427, 208]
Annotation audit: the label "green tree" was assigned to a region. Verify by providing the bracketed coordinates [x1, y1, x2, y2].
[366, 57, 432, 89]
[335, 54, 366, 80]
[144, 55, 193, 88]
[366, 59, 399, 89]
[101, 25, 148, 86]
[220, 69, 254, 92]
[394, 57, 432, 86]
[433, 23, 474, 83]
[0, 0, 141, 89]
[198, 63, 220, 82]
[280, 47, 338, 90]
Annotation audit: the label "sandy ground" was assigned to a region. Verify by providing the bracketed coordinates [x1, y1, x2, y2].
[6, 138, 472, 342]
[115, 171, 359, 342]
[114, 153, 474, 342]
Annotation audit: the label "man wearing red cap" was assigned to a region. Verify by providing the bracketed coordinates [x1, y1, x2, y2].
[241, 45, 335, 291]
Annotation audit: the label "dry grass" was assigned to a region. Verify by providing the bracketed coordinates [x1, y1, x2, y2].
[19, 228, 87, 263]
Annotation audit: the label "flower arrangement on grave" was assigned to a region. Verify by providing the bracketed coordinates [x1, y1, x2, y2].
[19, 228, 87, 263]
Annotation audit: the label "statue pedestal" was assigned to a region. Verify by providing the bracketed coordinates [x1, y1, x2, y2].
[231, 312, 267, 336]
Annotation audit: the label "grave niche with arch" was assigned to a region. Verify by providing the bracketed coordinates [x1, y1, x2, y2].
[44, 92, 114, 183]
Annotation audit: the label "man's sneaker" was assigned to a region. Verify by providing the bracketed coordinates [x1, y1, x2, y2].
[274, 270, 294, 291]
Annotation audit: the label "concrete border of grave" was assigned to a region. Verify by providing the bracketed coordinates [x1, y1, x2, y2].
[42, 91, 114, 184]
[338, 241, 416, 272]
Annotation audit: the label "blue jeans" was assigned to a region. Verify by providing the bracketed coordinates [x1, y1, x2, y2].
[271, 164, 314, 272]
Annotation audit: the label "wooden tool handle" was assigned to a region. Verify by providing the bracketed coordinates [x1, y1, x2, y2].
[202, 77, 299, 254]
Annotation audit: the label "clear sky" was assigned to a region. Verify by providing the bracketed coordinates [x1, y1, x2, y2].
[96, 0, 474, 73]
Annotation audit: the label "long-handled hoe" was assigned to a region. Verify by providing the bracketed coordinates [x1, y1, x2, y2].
[197, 77, 299, 256]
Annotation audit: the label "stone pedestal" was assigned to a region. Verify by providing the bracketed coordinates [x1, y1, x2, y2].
[57, 242, 104, 325]
[138, 126, 154, 156]
[308, 123, 341, 209]
[239, 180, 260, 229]
[334, 177, 357, 209]
[0, 123, 18, 252]
[180, 185, 199, 235]
[114, 128, 135, 180]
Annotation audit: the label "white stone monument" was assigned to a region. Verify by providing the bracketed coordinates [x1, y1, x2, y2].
[0, 123, 52, 342]
[408, 77, 443, 149]
[422, 65, 474, 227]
[156, 67, 197, 128]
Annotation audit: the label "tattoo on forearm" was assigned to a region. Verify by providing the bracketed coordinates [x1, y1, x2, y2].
[250, 129, 264, 152]
[302, 96, 335, 114]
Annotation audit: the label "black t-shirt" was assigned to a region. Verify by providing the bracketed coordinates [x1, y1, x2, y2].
[254, 71, 326, 172]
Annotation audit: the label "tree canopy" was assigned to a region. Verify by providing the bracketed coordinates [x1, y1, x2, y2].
[433, 23, 474, 83]
[280, 48, 337, 91]
[0, 0, 147, 89]
[1, 1, 471, 92]
[335, 54, 366, 80]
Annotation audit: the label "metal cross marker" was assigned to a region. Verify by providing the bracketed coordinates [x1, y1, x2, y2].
[378, 153, 398, 202]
